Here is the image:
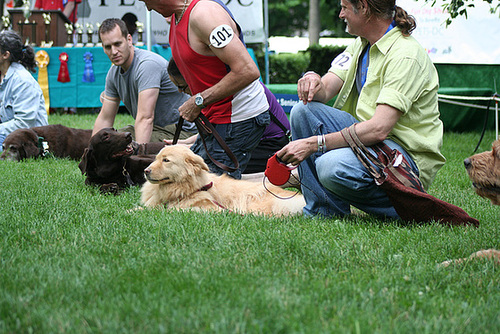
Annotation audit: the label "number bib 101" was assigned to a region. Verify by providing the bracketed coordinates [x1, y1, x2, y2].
[209, 24, 234, 48]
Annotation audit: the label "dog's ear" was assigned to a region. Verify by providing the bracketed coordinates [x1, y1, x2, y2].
[19, 129, 42, 159]
[78, 147, 95, 174]
[22, 141, 40, 159]
[186, 154, 209, 173]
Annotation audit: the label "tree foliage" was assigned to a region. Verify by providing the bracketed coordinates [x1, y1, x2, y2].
[423, 0, 500, 26]
[268, 0, 348, 37]
[267, 0, 499, 38]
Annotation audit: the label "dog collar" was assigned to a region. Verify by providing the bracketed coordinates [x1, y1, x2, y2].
[37, 137, 53, 158]
[192, 181, 239, 214]
[199, 182, 213, 192]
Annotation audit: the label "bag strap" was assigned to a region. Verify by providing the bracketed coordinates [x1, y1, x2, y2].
[173, 114, 240, 173]
[269, 112, 291, 140]
[341, 124, 425, 191]
[340, 124, 385, 181]
[372, 143, 424, 190]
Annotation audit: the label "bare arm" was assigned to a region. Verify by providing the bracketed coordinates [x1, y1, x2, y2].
[278, 104, 403, 165]
[134, 88, 158, 144]
[178, 1, 261, 122]
[92, 93, 120, 136]
[62, 1, 75, 18]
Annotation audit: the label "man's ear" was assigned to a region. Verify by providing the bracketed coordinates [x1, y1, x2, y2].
[1, 50, 10, 61]
[359, 0, 369, 14]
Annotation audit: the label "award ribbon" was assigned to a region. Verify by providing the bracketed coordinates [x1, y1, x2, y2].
[82, 51, 95, 83]
[57, 52, 70, 83]
[35, 50, 50, 115]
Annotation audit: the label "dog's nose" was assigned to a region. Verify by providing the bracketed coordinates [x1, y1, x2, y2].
[464, 158, 471, 170]
[144, 168, 151, 175]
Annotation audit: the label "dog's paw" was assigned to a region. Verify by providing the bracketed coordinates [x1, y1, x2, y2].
[437, 259, 454, 268]
[126, 206, 145, 213]
[100, 183, 122, 195]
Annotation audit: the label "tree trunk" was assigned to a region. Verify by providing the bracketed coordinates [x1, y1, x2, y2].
[308, 0, 320, 45]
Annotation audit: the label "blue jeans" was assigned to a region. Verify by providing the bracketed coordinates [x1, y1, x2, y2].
[191, 111, 270, 179]
[0, 134, 5, 152]
[290, 102, 419, 219]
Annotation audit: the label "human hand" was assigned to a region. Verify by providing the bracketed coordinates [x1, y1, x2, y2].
[178, 96, 201, 122]
[163, 138, 192, 148]
[276, 137, 317, 166]
[297, 71, 322, 105]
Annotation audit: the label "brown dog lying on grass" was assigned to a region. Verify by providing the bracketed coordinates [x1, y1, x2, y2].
[0, 124, 92, 161]
[79, 128, 165, 194]
[439, 249, 500, 267]
[140, 145, 305, 216]
[463, 139, 500, 205]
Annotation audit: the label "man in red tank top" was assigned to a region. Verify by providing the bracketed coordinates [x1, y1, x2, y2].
[140, 0, 271, 179]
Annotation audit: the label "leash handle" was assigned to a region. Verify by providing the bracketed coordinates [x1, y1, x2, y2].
[172, 116, 184, 145]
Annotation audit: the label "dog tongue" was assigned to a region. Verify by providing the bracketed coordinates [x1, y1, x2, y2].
[125, 144, 134, 155]
[112, 144, 134, 158]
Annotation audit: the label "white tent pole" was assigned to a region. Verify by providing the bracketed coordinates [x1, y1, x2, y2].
[495, 96, 498, 139]
[146, 10, 152, 51]
[264, 0, 269, 85]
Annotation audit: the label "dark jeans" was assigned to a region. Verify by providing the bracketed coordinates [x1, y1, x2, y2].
[191, 111, 270, 179]
[243, 135, 289, 174]
[0, 134, 5, 151]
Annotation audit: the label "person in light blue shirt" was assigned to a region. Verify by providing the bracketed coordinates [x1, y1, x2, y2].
[0, 30, 48, 151]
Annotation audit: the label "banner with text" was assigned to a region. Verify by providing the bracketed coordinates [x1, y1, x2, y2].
[79, 0, 264, 45]
[399, 0, 500, 64]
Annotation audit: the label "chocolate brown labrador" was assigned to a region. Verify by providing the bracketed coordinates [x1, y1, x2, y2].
[78, 128, 165, 194]
[0, 124, 92, 161]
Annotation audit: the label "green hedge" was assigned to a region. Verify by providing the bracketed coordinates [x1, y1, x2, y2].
[306, 44, 346, 75]
[256, 52, 310, 84]
[256, 44, 347, 84]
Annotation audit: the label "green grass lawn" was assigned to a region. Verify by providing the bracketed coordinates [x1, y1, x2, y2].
[1, 114, 499, 333]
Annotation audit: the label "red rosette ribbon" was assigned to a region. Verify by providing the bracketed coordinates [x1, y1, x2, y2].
[57, 52, 70, 83]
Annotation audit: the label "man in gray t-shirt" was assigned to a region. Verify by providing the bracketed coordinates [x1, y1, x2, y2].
[94, 18, 196, 143]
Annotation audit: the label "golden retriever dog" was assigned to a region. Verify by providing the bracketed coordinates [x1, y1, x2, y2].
[439, 249, 500, 267]
[140, 145, 305, 216]
[464, 139, 500, 205]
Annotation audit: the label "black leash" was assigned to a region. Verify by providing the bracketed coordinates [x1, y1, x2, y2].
[173, 114, 239, 172]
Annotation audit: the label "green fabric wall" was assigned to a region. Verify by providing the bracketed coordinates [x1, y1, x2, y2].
[435, 64, 499, 132]
[435, 64, 500, 90]
[268, 65, 500, 132]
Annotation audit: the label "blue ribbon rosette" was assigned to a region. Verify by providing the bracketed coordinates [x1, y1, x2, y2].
[82, 51, 95, 83]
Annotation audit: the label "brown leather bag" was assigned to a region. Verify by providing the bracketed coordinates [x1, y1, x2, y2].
[341, 124, 479, 227]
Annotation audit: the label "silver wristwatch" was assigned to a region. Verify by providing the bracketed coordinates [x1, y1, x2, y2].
[194, 93, 206, 109]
